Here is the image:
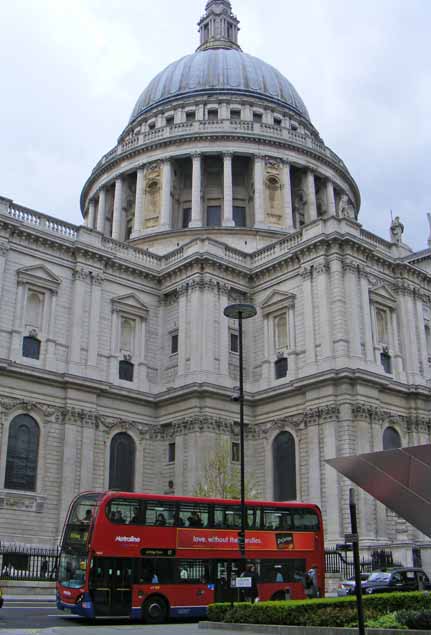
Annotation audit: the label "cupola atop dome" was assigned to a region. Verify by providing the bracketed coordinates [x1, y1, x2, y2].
[197, 0, 241, 51]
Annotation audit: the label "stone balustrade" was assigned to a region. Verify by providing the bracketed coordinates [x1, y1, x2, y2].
[5, 200, 78, 239]
[91, 118, 349, 176]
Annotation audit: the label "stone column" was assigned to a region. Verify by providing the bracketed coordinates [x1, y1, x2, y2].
[305, 170, 318, 222]
[254, 155, 265, 226]
[177, 284, 189, 375]
[132, 167, 145, 236]
[60, 414, 79, 524]
[359, 269, 374, 363]
[87, 199, 96, 229]
[96, 189, 106, 234]
[415, 293, 429, 379]
[223, 153, 235, 226]
[160, 160, 172, 229]
[190, 153, 202, 227]
[112, 177, 123, 240]
[282, 161, 294, 231]
[326, 180, 337, 216]
[68, 267, 88, 374]
[315, 261, 331, 361]
[87, 273, 103, 377]
[0, 243, 8, 303]
[343, 260, 361, 358]
[80, 420, 95, 491]
[45, 290, 57, 371]
[302, 266, 316, 365]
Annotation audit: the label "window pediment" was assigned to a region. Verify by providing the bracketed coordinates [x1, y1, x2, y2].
[261, 290, 296, 315]
[17, 265, 61, 292]
[111, 293, 148, 318]
[369, 286, 397, 309]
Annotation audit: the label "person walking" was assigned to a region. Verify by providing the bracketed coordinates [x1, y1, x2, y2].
[304, 564, 319, 599]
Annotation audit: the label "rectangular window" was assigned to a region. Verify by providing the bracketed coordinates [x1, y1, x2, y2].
[177, 503, 209, 528]
[207, 206, 221, 227]
[119, 360, 134, 382]
[148, 121, 156, 130]
[230, 109, 241, 120]
[182, 208, 191, 228]
[233, 206, 246, 227]
[186, 111, 196, 122]
[171, 333, 178, 355]
[168, 442, 176, 463]
[208, 109, 218, 121]
[231, 442, 240, 463]
[230, 332, 239, 353]
[380, 351, 392, 374]
[22, 336, 41, 360]
[274, 117, 282, 127]
[165, 116, 174, 127]
[275, 357, 288, 379]
[253, 112, 263, 124]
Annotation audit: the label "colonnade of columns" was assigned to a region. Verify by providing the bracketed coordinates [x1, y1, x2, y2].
[84, 153, 341, 240]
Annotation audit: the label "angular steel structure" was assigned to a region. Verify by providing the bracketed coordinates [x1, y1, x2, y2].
[327, 444, 431, 538]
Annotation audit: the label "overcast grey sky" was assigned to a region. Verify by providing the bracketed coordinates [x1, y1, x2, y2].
[1, 0, 430, 250]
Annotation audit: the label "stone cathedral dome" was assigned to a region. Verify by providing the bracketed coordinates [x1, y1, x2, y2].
[129, 48, 310, 124]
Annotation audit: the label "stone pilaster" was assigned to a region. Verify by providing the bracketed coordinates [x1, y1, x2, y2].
[254, 155, 265, 226]
[0, 243, 8, 305]
[87, 272, 103, 378]
[112, 177, 123, 240]
[177, 283, 189, 376]
[45, 290, 58, 371]
[282, 161, 294, 231]
[190, 279, 202, 375]
[359, 268, 374, 363]
[160, 160, 172, 229]
[132, 167, 145, 237]
[190, 153, 202, 227]
[322, 414, 340, 543]
[326, 180, 337, 216]
[398, 284, 420, 382]
[80, 419, 95, 491]
[218, 283, 230, 379]
[307, 419, 322, 508]
[109, 308, 120, 383]
[343, 260, 361, 358]
[301, 266, 315, 365]
[10, 281, 26, 361]
[59, 414, 79, 524]
[415, 293, 429, 378]
[68, 267, 89, 374]
[223, 153, 234, 226]
[315, 261, 331, 361]
[96, 189, 106, 234]
[305, 170, 318, 222]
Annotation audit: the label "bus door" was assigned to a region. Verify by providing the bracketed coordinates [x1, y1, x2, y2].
[90, 557, 133, 617]
[214, 560, 241, 603]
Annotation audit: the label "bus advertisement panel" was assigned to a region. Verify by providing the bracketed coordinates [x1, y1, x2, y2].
[56, 491, 324, 623]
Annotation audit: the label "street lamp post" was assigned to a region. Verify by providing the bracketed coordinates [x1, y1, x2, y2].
[224, 303, 257, 569]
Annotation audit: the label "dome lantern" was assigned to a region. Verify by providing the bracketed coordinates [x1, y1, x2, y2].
[197, 0, 241, 52]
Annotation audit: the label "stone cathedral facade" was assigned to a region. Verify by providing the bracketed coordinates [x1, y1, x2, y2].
[1, 0, 431, 567]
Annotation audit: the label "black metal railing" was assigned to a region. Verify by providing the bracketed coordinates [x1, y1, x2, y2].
[325, 547, 399, 579]
[0, 543, 60, 581]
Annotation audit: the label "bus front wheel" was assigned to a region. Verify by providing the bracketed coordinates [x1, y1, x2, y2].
[142, 596, 168, 624]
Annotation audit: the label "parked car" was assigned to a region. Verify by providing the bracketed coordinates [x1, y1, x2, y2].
[362, 568, 431, 594]
[337, 572, 371, 596]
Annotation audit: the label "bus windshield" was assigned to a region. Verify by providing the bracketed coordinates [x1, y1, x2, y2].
[58, 552, 87, 589]
[62, 493, 101, 551]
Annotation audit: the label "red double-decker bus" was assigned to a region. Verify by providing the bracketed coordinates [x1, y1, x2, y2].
[56, 491, 324, 622]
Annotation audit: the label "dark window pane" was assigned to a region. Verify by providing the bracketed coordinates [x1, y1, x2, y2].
[230, 333, 239, 353]
[230, 110, 241, 121]
[231, 442, 240, 463]
[119, 360, 134, 382]
[182, 208, 191, 228]
[233, 206, 246, 227]
[109, 433, 135, 491]
[380, 351, 392, 374]
[253, 112, 263, 123]
[186, 111, 196, 122]
[273, 431, 296, 501]
[168, 442, 176, 463]
[165, 116, 174, 126]
[207, 206, 221, 227]
[208, 109, 218, 121]
[5, 415, 39, 491]
[275, 357, 288, 379]
[145, 501, 177, 527]
[383, 426, 402, 450]
[171, 334, 178, 354]
[22, 336, 41, 360]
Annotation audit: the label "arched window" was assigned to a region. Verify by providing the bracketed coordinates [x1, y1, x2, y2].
[5, 415, 40, 491]
[109, 432, 136, 491]
[383, 426, 402, 450]
[273, 431, 296, 501]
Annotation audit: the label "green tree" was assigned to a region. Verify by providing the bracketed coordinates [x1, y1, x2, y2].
[194, 438, 257, 499]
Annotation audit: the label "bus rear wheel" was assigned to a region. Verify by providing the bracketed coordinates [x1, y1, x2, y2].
[142, 596, 168, 624]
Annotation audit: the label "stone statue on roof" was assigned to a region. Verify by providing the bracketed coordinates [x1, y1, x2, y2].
[390, 215, 404, 244]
